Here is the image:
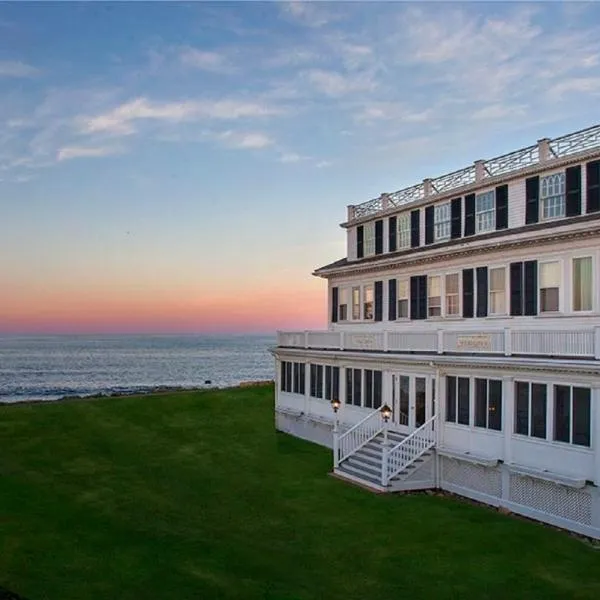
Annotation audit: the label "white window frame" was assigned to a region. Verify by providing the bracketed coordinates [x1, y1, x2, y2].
[475, 190, 495, 234]
[397, 213, 411, 250]
[434, 202, 451, 242]
[363, 222, 375, 256]
[428, 275, 442, 317]
[572, 256, 593, 313]
[540, 172, 566, 221]
[488, 266, 507, 316]
[338, 288, 349, 321]
[363, 284, 374, 320]
[397, 279, 409, 319]
[552, 384, 592, 448]
[539, 260, 561, 313]
[444, 272, 460, 317]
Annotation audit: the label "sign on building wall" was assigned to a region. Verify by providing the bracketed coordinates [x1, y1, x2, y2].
[456, 334, 493, 351]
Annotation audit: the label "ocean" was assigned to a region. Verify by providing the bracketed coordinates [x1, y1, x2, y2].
[0, 334, 276, 403]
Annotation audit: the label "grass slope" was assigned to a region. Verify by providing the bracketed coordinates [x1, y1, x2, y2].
[0, 386, 599, 600]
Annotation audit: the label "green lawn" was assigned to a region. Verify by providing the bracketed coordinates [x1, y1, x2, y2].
[1, 386, 599, 600]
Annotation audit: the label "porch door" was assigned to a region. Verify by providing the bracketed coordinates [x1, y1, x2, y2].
[391, 374, 430, 433]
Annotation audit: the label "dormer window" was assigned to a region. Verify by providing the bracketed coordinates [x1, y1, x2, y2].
[434, 203, 451, 242]
[363, 222, 375, 256]
[540, 173, 565, 220]
[397, 213, 411, 249]
[475, 191, 495, 233]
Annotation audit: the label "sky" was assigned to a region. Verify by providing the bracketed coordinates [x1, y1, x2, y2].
[1, 1, 600, 334]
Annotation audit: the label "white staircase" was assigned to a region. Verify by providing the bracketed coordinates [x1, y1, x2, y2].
[333, 412, 437, 492]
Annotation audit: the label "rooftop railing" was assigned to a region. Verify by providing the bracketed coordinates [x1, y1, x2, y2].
[350, 123, 600, 221]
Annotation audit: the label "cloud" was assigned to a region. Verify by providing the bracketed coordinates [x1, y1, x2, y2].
[0, 60, 38, 78]
[315, 160, 333, 169]
[548, 77, 600, 100]
[305, 69, 376, 97]
[278, 152, 308, 163]
[57, 145, 123, 161]
[218, 131, 273, 149]
[471, 104, 528, 121]
[179, 47, 234, 73]
[281, 2, 333, 28]
[81, 97, 284, 135]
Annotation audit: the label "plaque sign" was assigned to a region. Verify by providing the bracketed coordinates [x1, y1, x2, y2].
[456, 334, 492, 351]
[349, 333, 377, 350]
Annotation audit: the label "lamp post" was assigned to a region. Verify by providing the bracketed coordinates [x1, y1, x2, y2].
[331, 398, 341, 468]
[381, 403, 392, 447]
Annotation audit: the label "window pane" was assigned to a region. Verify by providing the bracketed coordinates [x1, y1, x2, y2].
[573, 387, 591, 447]
[475, 378, 487, 428]
[540, 288, 559, 312]
[446, 376, 456, 423]
[364, 285, 374, 320]
[490, 267, 505, 290]
[446, 273, 459, 294]
[399, 376, 410, 426]
[352, 287, 360, 319]
[515, 382, 529, 435]
[316, 365, 323, 398]
[345, 368, 353, 404]
[573, 257, 592, 311]
[398, 299, 409, 318]
[373, 371, 382, 410]
[458, 377, 470, 425]
[475, 191, 495, 233]
[428, 276, 441, 317]
[325, 366, 332, 400]
[353, 369, 362, 407]
[540, 173, 565, 220]
[398, 280, 408, 298]
[398, 214, 411, 249]
[554, 385, 571, 443]
[488, 380, 502, 431]
[332, 367, 340, 401]
[364, 223, 375, 255]
[416, 377, 426, 427]
[531, 383, 547, 439]
[540, 262, 560, 287]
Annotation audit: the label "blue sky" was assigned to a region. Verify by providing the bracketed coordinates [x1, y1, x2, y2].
[1, 1, 600, 333]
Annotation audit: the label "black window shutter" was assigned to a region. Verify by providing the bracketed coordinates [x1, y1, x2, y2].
[388, 279, 397, 321]
[356, 225, 364, 258]
[464, 193, 476, 236]
[495, 185, 508, 230]
[586, 160, 600, 213]
[331, 287, 338, 323]
[524, 260, 538, 316]
[411, 209, 420, 248]
[425, 206, 434, 245]
[565, 165, 582, 217]
[462, 268, 474, 318]
[374, 281, 383, 322]
[410, 275, 427, 320]
[388, 216, 397, 253]
[375, 220, 383, 255]
[476, 267, 488, 317]
[525, 176, 539, 224]
[451, 197, 462, 239]
[510, 262, 523, 316]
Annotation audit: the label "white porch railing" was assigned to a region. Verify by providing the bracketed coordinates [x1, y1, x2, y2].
[382, 415, 437, 486]
[335, 406, 385, 468]
[277, 326, 600, 359]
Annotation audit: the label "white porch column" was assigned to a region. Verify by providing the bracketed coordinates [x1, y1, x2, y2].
[594, 387, 600, 487]
[304, 362, 310, 416]
[501, 375, 515, 503]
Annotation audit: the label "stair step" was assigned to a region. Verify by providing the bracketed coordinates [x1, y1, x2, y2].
[337, 463, 384, 487]
[345, 456, 381, 478]
[350, 452, 381, 469]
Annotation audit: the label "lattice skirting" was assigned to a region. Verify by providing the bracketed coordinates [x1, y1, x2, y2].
[276, 410, 334, 448]
[440, 456, 600, 539]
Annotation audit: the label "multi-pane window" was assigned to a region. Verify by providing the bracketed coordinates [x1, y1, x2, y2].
[489, 267, 506, 315]
[364, 369, 383, 409]
[280, 361, 305, 394]
[397, 280, 409, 318]
[363, 222, 375, 256]
[475, 378, 502, 431]
[428, 276, 442, 317]
[573, 257, 592, 311]
[539, 261, 560, 312]
[445, 273, 459, 316]
[434, 203, 451, 241]
[475, 190, 495, 233]
[515, 381, 547, 439]
[364, 285, 374, 320]
[540, 173, 565, 220]
[309, 364, 323, 398]
[446, 376, 470, 425]
[338, 289, 348, 321]
[398, 213, 411, 249]
[351, 287, 360, 320]
[324, 366, 340, 401]
[345, 368, 362, 406]
[396, 375, 409, 426]
[554, 385, 591, 447]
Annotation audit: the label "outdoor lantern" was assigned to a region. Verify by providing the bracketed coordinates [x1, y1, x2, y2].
[331, 398, 341, 413]
[381, 404, 392, 423]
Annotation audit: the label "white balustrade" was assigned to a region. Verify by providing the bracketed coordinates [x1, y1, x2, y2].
[511, 330, 594, 357]
[336, 408, 385, 466]
[306, 331, 341, 349]
[344, 332, 384, 351]
[382, 415, 437, 486]
[387, 331, 437, 352]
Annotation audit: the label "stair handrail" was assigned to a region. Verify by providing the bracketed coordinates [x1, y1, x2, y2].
[382, 414, 437, 486]
[335, 406, 385, 466]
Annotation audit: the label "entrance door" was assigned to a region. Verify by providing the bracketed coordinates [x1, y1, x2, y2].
[391, 373, 431, 433]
